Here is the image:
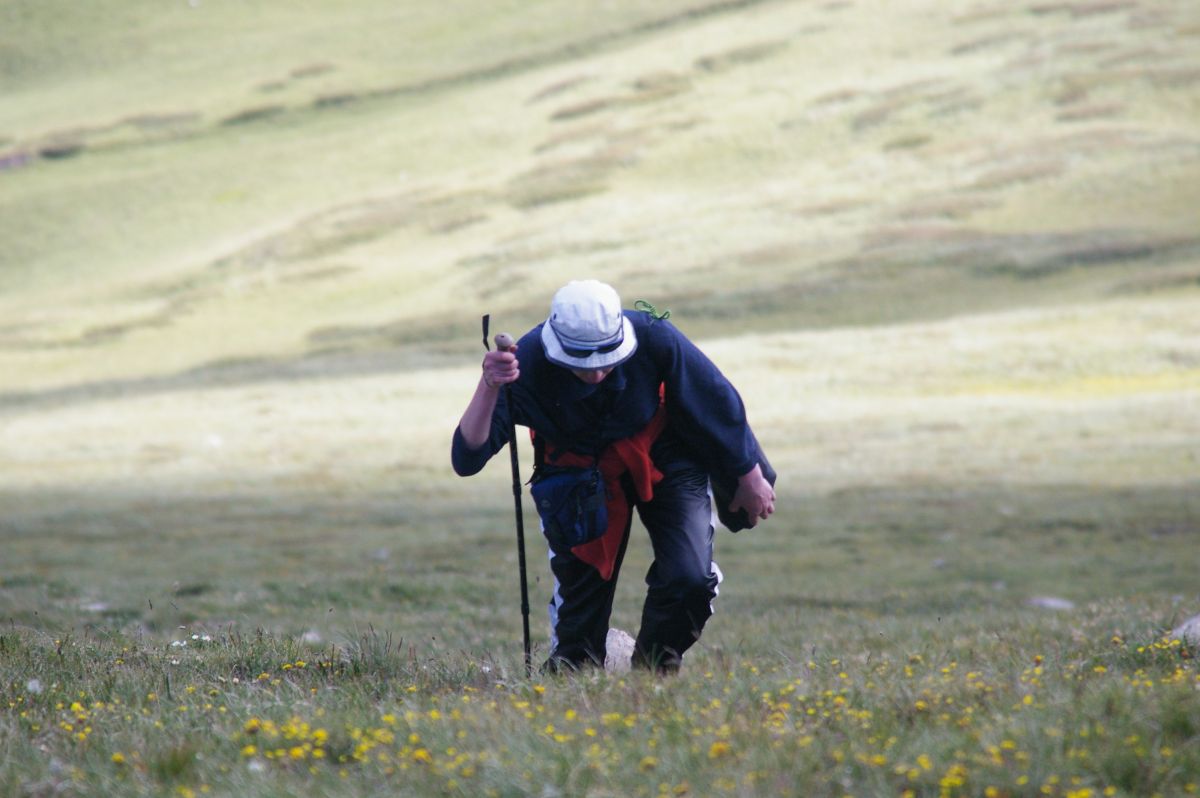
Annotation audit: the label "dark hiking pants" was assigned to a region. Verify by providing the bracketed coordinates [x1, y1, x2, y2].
[543, 445, 721, 673]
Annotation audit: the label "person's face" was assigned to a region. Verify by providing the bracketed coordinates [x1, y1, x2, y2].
[570, 367, 613, 384]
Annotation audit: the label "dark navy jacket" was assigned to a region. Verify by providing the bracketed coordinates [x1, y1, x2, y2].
[451, 311, 774, 530]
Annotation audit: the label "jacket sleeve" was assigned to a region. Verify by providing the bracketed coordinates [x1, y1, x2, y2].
[649, 320, 777, 531]
[652, 321, 759, 482]
[450, 390, 512, 477]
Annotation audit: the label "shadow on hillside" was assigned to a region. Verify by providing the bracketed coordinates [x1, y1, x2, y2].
[4, 480, 1196, 569]
[2, 480, 1196, 637]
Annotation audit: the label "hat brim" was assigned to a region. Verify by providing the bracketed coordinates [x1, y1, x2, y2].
[541, 316, 638, 370]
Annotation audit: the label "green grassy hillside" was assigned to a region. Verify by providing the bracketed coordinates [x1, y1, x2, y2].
[1, 1, 1199, 795]
[2, 0, 1197, 391]
[2, 0, 1197, 677]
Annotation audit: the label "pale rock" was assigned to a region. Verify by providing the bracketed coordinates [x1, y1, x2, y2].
[605, 628, 635, 673]
[1028, 596, 1075, 611]
[1171, 613, 1200, 645]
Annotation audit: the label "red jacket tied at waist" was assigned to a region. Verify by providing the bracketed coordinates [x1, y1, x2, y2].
[537, 388, 668, 580]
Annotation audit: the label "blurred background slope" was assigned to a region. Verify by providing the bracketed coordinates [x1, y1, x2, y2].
[0, 0, 1197, 638]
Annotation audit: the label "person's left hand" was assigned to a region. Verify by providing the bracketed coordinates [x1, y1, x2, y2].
[729, 464, 775, 528]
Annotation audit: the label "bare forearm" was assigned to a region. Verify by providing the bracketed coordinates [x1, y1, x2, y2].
[458, 346, 520, 449]
[458, 377, 501, 449]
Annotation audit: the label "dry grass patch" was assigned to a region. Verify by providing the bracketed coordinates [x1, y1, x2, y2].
[219, 105, 289, 127]
[949, 31, 1025, 56]
[1055, 102, 1126, 121]
[1029, 0, 1139, 18]
[527, 75, 594, 104]
[290, 63, 337, 80]
[1110, 265, 1200, 295]
[891, 194, 998, 221]
[970, 158, 1067, 190]
[121, 112, 203, 132]
[693, 39, 788, 73]
[533, 121, 611, 154]
[883, 133, 934, 151]
[548, 97, 614, 122]
[548, 71, 691, 122]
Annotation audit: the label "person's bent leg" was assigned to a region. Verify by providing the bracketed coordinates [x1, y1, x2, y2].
[632, 460, 720, 673]
[543, 528, 631, 673]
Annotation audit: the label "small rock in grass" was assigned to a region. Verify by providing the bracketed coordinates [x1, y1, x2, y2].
[1171, 613, 1200, 645]
[605, 628, 635, 673]
[1028, 596, 1075, 611]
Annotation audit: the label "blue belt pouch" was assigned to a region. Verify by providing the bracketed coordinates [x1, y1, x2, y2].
[530, 466, 608, 550]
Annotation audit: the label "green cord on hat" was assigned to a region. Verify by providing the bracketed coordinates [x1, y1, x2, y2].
[634, 299, 670, 324]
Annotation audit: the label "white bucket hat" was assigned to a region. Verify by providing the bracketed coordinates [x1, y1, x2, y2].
[541, 280, 638, 370]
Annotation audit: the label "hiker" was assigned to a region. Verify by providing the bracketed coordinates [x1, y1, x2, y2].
[452, 280, 776, 673]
